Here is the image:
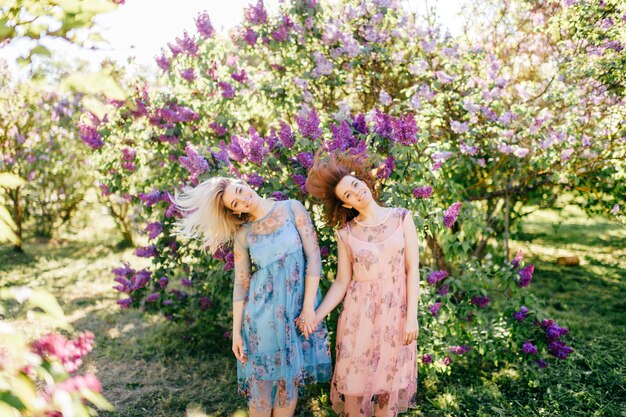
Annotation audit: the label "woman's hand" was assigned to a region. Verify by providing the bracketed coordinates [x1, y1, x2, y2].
[232, 331, 247, 364]
[295, 305, 317, 339]
[404, 316, 419, 345]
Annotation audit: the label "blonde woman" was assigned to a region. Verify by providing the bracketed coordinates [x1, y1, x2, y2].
[173, 177, 332, 417]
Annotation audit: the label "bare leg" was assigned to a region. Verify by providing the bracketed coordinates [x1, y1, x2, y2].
[343, 395, 362, 417]
[249, 406, 272, 417]
[272, 381, 297, 417]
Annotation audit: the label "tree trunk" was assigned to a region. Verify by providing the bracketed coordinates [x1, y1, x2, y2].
[426, 233, 448, 271]
[12, 187, 23, 252]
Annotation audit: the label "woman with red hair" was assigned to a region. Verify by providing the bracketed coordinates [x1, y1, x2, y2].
[304, 151, 420, 417]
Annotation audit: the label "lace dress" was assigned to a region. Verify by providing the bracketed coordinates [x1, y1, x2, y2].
[233, 199, 332, 411]
[330, 207, 417, 417]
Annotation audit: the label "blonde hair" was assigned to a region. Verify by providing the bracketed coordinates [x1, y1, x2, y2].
[172, 177, 247, 253]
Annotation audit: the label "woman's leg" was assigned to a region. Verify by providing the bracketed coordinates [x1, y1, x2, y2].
[271, 380, 298, 417]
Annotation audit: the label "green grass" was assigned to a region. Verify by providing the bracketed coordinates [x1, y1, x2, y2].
[1, 204, 625, 416]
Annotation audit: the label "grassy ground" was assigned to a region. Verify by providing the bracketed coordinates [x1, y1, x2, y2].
[1, 204, 624, 417]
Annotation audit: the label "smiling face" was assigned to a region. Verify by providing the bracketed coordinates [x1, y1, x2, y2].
[222, 181, 260, 214]
[335, 175, 372, 210]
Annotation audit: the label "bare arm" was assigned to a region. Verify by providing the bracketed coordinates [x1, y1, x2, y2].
[292, 200, 322, 337]
[314, 229, 352, 323]
[403, 211, 420, 345]
[232, 227, 251, 362]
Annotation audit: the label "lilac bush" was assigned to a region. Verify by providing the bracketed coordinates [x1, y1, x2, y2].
[81, 0, 623, 376]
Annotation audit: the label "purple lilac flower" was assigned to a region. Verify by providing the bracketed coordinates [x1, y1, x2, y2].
[379, 90, 392, 106]
[412, 186, 433, 199]
[121, 147, 136, 161]
[227, 136, 246, 163]
[353, 113, 369, 134]
[436, 71, 454, 84]
[391, 113, 419, 145]
[243, 27, 258, 46]
[240, 127, 268, 164]
[443, 202, 462, 228]
[278, 121, 295, 147]
[421, 354, 433, 364]
[427, 270, 448, 285]
[544, 323, 570, 341]
[536, 359, 549, 368]
[377, 155, 395, 179]
[511, 249, 523, 269]
[78, 121, 103, 149]
[135, 245, 158, 258]
[181, 278, 193, 287]
[612, 204, 620, 215]
[223, 252, 235, 271]
[199, 297, 213, 311]
[429, 302, 442, 316]
[328, 120, 354, 151]
[179, 143, 209, 183]
[522, 340, 538, 355]
[296, 152, 314, 169]
[209, 121, 228, 136]
[449, 345, 472, 355]
[513, 306, 529, 321]
[438, 284, 450, 296]
[176, 31, 198, 56]
[231, 69, 248, 83]
[271, 23, 290, 42]
[245, 173, 264, 188]
[167, 41, 181, 57]
[271, 191, 288, 201]
[548, 341, 574, 359]
[245, 0, 267, 25]
[145, 222, 163, 240]
[195, 11, 215, 39]
[451, 120, 469, 134]
[515, 264, 535, 288]
[218, 81, 236, 98]
[180, 68, 196, 82]
[145, 293, 160, 303]
[373, 109, 393, 138]
[99, 183, 111, 196]
[122, 161, 135, 172]
[441, 355, 452, 365]
[131, 270, 151, 290]
[155, 50, 171, 71]
[292, 174, 308, 194]
[158, 277, 169, 289]
[320, 246, 330, 258]
[471, 295, 490, 308]
[296, 108, 322, 140]
[117, 297, 132, 309]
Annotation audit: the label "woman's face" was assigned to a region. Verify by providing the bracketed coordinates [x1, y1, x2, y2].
[335, 175, 372, 210]
[222, 181, 260, 215]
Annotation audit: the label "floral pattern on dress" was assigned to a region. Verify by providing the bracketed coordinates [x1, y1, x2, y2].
[234, 200, 332, 411]
[330, 207, 418, 417]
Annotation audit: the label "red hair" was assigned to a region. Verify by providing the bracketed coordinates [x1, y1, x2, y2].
[305, 150, 379, 228]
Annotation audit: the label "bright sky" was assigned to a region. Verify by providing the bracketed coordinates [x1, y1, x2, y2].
[0, 0, 466, 77]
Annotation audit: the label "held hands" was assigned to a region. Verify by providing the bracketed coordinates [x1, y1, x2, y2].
[294, 305, 318, 339]
[404, 316, 419, 345]
[232, 331, 247, 364]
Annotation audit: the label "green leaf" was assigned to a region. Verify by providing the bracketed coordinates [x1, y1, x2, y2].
[62, 70, 126, 100]
[79, 388, 114, 411]
[0, 392, 25, 412]
[30, 45, 52, 57]
[0, 173, 25, 189]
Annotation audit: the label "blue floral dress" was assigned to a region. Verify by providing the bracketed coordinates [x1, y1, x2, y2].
[233, 199, 332, 411]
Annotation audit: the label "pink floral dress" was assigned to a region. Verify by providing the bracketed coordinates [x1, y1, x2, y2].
[330, 207, 417, 417]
